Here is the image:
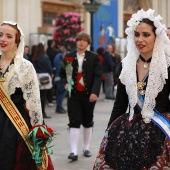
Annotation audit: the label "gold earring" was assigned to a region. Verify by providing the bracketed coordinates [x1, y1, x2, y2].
[14, 44, 17, 53]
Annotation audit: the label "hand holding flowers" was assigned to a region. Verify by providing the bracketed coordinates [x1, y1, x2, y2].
[63, 56, 74, 97]
[26, 124, 55, 169]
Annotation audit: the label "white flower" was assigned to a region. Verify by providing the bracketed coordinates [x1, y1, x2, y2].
[125, 9, 166, 36]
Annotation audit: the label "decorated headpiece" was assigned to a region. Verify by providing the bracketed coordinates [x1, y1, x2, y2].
[125, 9, 166, 36]
[1, 21, 25, 59]
[119, 9, 170, 123]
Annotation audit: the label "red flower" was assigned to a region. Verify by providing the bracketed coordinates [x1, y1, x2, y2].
[64, 56, 74, 63]
[29, 124, 54, 138]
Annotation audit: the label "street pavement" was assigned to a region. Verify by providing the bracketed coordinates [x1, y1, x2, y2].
[44, 92, 115, 170]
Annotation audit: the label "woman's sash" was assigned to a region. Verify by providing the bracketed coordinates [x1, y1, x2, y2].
[137, 91, 170, 139]
[0, 79, 48, 170]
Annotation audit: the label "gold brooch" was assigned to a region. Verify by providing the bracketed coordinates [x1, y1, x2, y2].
[137, 81, 146, 95]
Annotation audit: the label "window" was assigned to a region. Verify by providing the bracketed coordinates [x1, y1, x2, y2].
[43, 12, 56, 25]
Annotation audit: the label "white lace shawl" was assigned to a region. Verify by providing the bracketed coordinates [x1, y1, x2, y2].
[2, 58, 43, 125]
[119, 9, 170, 123]
[0, 21, 43, 125]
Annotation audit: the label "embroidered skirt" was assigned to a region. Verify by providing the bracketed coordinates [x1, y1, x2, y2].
[93, 113, 170, 170]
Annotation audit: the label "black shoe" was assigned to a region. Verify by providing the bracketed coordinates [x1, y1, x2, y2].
[104, 97, 115, 101]
[68, 153, 78, 161]
[83, 150, 92, 157]
[43, 113, 51, 118]
[56, 108, 67, 114]
[43, 115, 51, 118]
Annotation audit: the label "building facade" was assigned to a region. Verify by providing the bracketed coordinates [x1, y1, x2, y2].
[0, 0, 169, 49]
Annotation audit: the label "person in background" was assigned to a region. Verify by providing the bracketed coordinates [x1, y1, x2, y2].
[53, 47, 67, 113]
[23, 45, 30, 60]
[60, 32, 102, 161]
[111, 43, 122, 97]
[103, 45, 114, 101]
[29, 44, 37, 63]
[32, 43, 53, 119]
[0, 21, 54, 169]
[46, 39, 58, 107]
[46, 39, 58, 68]
[93, 9, 170, 169]
[96, 47, 105, 93]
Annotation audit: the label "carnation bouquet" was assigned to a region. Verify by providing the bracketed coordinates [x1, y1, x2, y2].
[26, 124, 54, 169]
[63, 56, 74, 97]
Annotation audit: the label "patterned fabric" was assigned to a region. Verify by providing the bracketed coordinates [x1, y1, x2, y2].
[93, 113, 170, 170]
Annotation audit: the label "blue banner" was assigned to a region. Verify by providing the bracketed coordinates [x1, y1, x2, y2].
[93, 0, 118, 51]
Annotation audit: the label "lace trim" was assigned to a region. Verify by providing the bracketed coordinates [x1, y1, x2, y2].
[2, 58, 43, 125]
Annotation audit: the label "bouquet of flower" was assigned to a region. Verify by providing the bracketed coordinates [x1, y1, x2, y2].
[26, 124, 54, 169]
[63, 56, 74, 97]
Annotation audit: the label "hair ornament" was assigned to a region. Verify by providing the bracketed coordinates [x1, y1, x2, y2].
[125, 9, 166, 36]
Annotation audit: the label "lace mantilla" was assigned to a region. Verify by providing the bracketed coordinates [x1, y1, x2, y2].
[3, 58, 43, 125]
[0, 21, 43, 125]
[119, 9, 170, 123]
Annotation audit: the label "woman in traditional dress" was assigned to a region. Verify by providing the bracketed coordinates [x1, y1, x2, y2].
[0, 21, 54, 169]
[93, 9, 170, 169]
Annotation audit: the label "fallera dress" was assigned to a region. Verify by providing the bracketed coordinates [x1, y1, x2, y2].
[93, 67, 170, 170]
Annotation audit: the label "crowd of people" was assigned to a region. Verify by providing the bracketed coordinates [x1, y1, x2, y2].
[2, 7, 170, 170]
[23, 34, 121, 120]
[96, 44, 122, 101]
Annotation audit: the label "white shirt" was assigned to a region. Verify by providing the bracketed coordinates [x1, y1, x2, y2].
[77, 53, 85, 72]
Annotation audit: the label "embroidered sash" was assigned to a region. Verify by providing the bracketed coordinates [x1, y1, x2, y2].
[137, 91, 170, 140]
[0, 80, 48, 170]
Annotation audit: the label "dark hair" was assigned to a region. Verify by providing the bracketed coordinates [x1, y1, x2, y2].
[140, 18, 156, 35]
[96, 47, 104, 56]
[1, 23, 21, 47]
[30, 45, 37, 55]
[112, 44, 116, 53]
[76, 32, 91, 44]
[47, 39, 54, 48]
[32, 43, 45, 62]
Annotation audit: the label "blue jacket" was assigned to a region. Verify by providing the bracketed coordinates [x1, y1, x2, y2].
[103, 51, 114, 73]
[53, 53, 65, 78]
[33, 55, 53, 74]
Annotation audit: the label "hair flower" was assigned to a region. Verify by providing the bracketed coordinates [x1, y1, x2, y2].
[125, 9, 166, 36]
[132, 21, 141, 31]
